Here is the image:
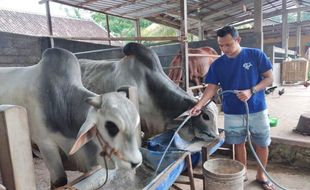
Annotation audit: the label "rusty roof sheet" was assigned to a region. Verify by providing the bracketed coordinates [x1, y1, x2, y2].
[0, 9, 123, 46]
[46, 0, 310, 38]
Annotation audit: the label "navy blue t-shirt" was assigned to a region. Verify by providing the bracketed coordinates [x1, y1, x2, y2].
[205, 47, 272, 114]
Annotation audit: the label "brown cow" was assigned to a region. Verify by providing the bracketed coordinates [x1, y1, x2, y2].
[168, 47, 219, 87]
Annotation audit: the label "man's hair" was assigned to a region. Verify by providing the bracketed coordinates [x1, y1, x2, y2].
[216, 25, 239, 38]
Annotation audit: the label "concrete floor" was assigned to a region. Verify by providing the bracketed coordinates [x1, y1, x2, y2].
[172, 85, 310, 190]
[1, 86, 309, 190]
[172, 159, 310, 190]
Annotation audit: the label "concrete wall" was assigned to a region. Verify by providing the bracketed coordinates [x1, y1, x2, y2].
[0, 32, 41, 67]
[0, 30, 268, 69]
[269, 142, 310, 170]
[0, 31, 117, 67]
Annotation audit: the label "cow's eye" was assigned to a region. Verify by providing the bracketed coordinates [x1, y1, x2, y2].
[202, 113, 210, 120]
[105, 121, 119, 137]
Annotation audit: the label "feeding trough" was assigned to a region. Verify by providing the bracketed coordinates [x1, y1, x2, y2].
[56, 128, 225, 190]
[57, 148, 192, 190]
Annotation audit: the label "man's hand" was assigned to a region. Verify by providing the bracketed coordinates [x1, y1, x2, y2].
[235, 89, 252, 102]
[189, 104, 203, 116]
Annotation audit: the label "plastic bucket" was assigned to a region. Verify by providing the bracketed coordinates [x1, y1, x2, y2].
[203, 158, 245, 190]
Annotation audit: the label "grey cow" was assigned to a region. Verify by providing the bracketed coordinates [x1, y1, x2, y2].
[0, 48, 142, 188]
[80, 43, 218, 141]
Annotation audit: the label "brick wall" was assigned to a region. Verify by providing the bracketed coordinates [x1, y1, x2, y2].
[0, 31, 118, 67]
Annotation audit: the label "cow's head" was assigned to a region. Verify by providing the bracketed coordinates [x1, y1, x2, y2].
[119, 43, 219, 139]
[69, 92, 142, 169]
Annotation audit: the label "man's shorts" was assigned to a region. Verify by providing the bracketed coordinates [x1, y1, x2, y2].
[224, 109, 271, 147]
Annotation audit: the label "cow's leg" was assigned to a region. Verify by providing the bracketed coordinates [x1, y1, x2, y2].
[38, 142, 67, 188]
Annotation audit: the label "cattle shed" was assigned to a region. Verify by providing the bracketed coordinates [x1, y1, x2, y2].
[1, 1, 310, 190]
[41, 0, 310, 91]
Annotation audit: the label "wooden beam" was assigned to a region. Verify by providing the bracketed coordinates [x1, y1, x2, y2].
[264, 5, 310, 18]
[198, 20, 204, 40]
[0, 106, 36, 190]
[135, 5, 182, 19]
[50, 36, 181, 42]
[122, 0, 179, 17]
[102, 0, 143, 12]
[201, 0, 253, 22]
[198, 4, 310, 33]
[273, 46, 296, 55]
[105, 14, 111, 46]
[77, 0, 99, 6]
[146, 16, 180, 29]
[48, 0, 136, 20]
[134, 19, 141, 43]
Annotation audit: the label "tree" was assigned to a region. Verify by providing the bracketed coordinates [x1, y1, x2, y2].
[63, 7, 198, 44]
[91, 13, 153, 37]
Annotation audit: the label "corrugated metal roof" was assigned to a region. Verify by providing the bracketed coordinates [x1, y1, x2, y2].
[0, 9, 123, 46]
[46, 0, 310, 38]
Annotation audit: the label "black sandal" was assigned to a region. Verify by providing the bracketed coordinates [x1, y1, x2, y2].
[255, 179, 275, 190]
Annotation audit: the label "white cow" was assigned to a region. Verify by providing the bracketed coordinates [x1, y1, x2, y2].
[0, 48, 142, 188]
[80, 43, 219, 140]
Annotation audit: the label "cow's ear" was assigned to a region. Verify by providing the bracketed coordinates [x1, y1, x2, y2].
[85, 96, 102, 109]
[69, 116, 97, 155]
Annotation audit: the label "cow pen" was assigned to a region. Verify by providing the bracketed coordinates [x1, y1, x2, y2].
[1, 0, 310, 190]
[0, 106, 225, 190]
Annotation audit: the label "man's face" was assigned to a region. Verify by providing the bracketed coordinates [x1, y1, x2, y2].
[217, 34, 241, 57]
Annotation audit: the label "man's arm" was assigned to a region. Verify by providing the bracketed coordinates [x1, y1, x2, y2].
[190, 84, 218, 116]
[236, 69, 273, 102]
[253, 69, 274, 92]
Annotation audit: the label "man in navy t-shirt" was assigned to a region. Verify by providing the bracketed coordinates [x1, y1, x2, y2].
[190, 26, 275, 190]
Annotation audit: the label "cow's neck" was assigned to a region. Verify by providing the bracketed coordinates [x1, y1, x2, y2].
[145, 72, 196, 118]
[42, 84, 95, 138]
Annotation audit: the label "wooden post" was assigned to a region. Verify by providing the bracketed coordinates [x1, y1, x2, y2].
[0, 105, 36, 190]
[135, 19, 141, 43]
[185, 154, 195, 190]
[45, 0, 54, 48]
[106, 14, 111, 46]
[296, 10, 301, 56]
[282, 0, 288, 58]
[254, 0, 263, 50]
[198, 20, 204, 41]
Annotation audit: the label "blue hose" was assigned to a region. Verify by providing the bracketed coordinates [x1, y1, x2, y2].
[154, 114, 192, 175]
[220, 90, 288, 190]
[154, 89, 289, 189]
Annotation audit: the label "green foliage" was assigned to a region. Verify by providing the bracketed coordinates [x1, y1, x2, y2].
[91, 13, 153, 38]
[91, 13, 132, 37]
[63, 7, 198, 44]
[142, 23, 177, 37]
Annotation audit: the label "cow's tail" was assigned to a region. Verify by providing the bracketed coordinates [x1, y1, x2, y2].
[123, 43, 160, 70]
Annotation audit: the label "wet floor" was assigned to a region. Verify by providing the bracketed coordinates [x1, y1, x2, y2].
[172, 85, 310, 190]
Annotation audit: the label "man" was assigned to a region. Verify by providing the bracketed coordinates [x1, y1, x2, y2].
[190, 25, 274, 190]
